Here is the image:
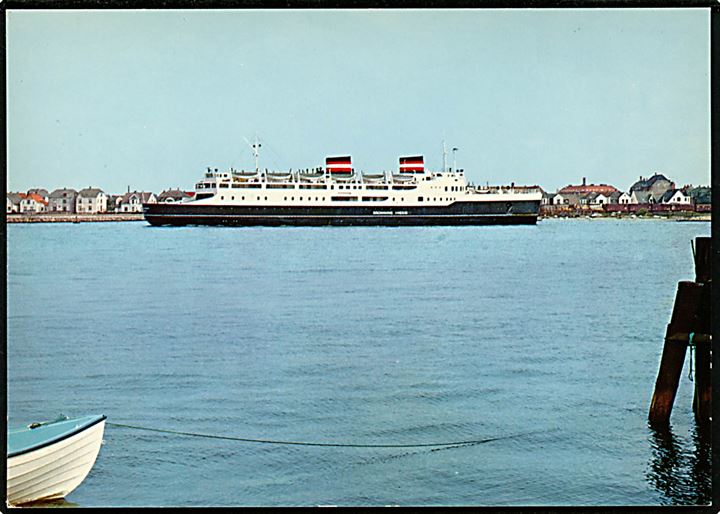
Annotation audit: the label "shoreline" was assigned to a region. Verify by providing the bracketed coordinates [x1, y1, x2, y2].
[5, 212, 711, 223]
[538, 216, 712, 222]
[6, 213, 144, 223]
[539, 212, 711, 222]
[538, 215, 712, 222]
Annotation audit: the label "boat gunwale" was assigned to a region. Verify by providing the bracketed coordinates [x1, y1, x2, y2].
[7, 415, 106, 459]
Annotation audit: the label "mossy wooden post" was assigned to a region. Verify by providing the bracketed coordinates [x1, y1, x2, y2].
[648, 281, 702, 425]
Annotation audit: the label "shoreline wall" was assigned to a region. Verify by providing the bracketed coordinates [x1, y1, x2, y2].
[541, 203, 711, 217]
[6, 213, 144, 223]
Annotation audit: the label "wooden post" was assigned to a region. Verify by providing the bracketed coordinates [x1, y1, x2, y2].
[693, 237, 711, 285]
[649, 237, 711, 426]
[649, 281, 702, 425]
[692, 237, 712, 423]
[693, 335, 712, 423]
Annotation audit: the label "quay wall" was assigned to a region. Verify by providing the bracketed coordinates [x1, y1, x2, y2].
[541, 203, 710, 216]
[601, 203, 701, 213]
[6, 213, 144, 223]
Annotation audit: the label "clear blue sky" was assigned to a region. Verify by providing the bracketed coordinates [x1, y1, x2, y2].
[7, 8, 710, 194]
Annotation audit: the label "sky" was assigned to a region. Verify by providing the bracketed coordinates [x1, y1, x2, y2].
[6, 8, 711, 195]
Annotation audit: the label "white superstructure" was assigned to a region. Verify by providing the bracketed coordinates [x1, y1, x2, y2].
[189, 164, 541, 208]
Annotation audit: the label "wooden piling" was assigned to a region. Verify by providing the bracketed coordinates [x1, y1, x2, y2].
[693, 335, 712, 423]
[693, 236, 711, 284]
[692, 236, 712, 423]
[648, 281, 702, 425]
[649, 236, 712, 425]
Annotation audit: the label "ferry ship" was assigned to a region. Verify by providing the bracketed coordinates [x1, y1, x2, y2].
[143, 143, 541, 227]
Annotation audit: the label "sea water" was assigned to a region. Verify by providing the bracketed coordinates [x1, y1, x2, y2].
[6, 218, 711, 506]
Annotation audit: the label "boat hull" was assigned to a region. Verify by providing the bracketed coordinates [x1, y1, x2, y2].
[6, 417, 106, 506]
[143, 200, 541, 227]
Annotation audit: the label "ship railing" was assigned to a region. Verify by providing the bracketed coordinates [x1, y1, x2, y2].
[472, 186, 541, 195]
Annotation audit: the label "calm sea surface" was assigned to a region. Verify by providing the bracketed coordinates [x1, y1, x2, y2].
[6, 218, 711, 507]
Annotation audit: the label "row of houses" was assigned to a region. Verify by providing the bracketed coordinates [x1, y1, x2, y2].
[541, 173, 711, 212]
[7, 188, 195, 214]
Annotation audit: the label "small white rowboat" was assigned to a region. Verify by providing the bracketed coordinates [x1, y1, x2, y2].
[6, 414, 106, 506]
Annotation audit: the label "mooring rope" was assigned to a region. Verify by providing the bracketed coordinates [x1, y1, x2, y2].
[107, 422, 544, 449]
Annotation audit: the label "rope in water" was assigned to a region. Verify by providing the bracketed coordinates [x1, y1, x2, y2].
[107, 422, 543, 449]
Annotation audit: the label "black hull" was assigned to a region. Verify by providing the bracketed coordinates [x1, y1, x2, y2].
[143, 200, 540, 227]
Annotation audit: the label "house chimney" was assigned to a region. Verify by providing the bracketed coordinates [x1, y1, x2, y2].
[582, 177, 586, 186]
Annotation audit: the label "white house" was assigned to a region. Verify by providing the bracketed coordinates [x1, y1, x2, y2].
[617, 192, 631, 204]
[590, 192, 611, 205]
[118, 191, 157, 212]
[660, 189, 692, 205]
[552, 193, 569, 205]
[19, 193, 48, 213]
[76, 187, 108, 213]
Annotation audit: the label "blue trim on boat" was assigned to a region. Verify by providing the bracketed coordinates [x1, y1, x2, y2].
[7, 415, 106, 459]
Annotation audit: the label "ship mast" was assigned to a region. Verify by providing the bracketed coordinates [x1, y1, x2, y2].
[252, 135, 261, 172]
[243, 135, 262, 172]
[442, 140, 447, 173]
